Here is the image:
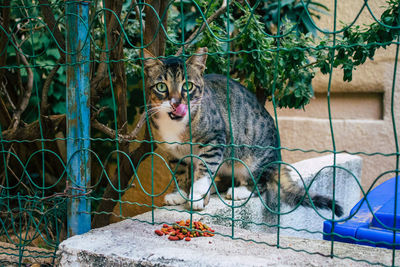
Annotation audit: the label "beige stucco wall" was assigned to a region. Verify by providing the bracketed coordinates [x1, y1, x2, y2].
[111, 0, 399, 221]
[267, 0, 400, 190]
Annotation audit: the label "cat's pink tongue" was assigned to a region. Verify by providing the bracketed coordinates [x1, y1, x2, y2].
[172, 104, 188, 117]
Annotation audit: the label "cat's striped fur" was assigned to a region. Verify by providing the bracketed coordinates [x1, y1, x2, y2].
[142, 47, 343, 216]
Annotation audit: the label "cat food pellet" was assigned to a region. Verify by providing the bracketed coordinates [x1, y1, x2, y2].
[177, 234, 185, 240]
[154, 220, 215, 242]
[154, 230, 163, 236]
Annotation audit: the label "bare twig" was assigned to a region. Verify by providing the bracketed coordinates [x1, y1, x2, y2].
[0, 93, 12, 127]
[6, 163, 32, 194]
[300, 60, 319, 69]
[0, 79, 16, 111]
[176, 0, 229, 56]
[91, 106, 108, 119]
[18, 24, 46, 32]
[92, 111, 147, 143]
[0, 144, 15, 195]
[40, 181, 93, 201]
[41, 59, 62, 115]
[9, 35, 34, 131]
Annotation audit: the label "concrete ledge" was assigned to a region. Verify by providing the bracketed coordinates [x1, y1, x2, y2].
[58, 209, 397, 266]
[58, 154, 365, 266]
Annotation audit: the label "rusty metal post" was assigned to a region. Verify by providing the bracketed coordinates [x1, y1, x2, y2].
[66, 0, 91, 236]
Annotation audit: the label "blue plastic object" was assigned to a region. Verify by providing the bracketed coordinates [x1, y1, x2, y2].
[323, 176, 400, 249]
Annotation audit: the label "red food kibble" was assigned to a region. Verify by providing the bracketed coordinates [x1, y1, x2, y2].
[185, 237, 191, 241]
[163, 224, 169, 228]
[168, 235, 180, 241]
[154, 230, 163, 236]
[177, 234, 185, 240]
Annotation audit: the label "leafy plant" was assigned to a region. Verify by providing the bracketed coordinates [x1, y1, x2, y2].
[197, 0, 400, 109]
[261, 0, 329, 36]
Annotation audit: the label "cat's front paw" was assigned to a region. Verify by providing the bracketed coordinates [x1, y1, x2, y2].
[164, 191, 187, 206]
[185, 177, 210, 210]
[185, 194, 204, 210]
[226, 186, 252, 200]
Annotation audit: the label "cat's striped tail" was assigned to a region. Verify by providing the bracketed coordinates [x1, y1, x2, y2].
[267, 167, 344, 217]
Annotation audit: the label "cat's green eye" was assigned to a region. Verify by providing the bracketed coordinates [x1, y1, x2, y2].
[182, 82, 194, 92]
[155, 83, 168, 93]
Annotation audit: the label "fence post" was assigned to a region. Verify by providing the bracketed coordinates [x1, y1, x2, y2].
[66, 0, 91, 236]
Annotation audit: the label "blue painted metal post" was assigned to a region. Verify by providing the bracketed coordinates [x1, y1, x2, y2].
[66, 0, 91, 236]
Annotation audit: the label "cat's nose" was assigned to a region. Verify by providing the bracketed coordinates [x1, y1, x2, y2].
[170, 98, 180, 109]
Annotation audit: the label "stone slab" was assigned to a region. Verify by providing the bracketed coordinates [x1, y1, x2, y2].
[192, 154, 362, 240]
[57, 208, 398, 267]
[58, 154, 366, 266]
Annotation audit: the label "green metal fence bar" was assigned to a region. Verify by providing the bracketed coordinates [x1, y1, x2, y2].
[66, 0, 91, 236]
[327, 0, 339, 259]
[390, 34, 400, 266]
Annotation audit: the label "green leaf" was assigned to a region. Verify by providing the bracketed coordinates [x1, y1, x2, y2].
[46, 47, 60, 59]
[52, 102, 66, 114]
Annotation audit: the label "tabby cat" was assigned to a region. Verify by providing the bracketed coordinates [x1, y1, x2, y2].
[142, 47, 343, 216]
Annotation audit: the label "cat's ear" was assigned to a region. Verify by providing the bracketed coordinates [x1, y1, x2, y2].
[142, 49, 163, 76]
[186, 47, 208, 74]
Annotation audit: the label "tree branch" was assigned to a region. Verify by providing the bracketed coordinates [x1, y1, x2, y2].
[38, 0, 65, 59]
[0, 0, 10, 72]
[41, 59, 62, 116]
[2, 114, 65, 141]
[91, 111, 147, 143]
[144, 0, 168, 56]
[90, 0, 124, 103]
[10, 36, 33, 131]
[176, 0, 229, 56]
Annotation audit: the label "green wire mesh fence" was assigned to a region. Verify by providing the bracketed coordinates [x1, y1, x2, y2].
[0, 0, 399, 266]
